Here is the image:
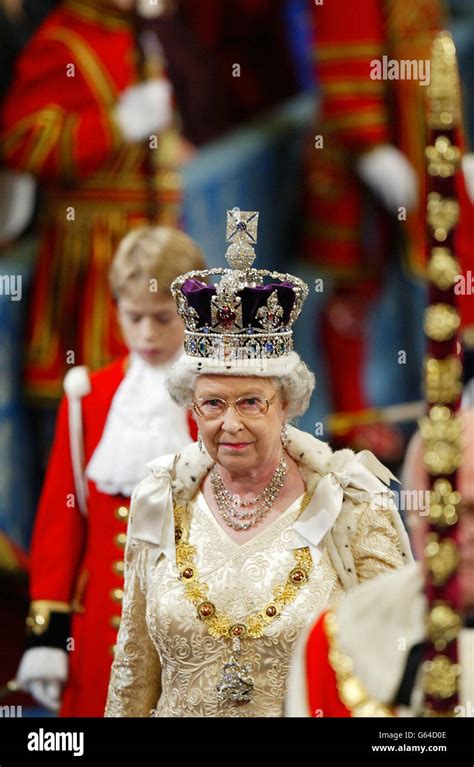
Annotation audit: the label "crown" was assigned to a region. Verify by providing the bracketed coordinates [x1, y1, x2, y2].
[171, 209, 309, 366]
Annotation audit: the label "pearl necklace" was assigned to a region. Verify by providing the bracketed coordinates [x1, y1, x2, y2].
[210, 455, 288, 531]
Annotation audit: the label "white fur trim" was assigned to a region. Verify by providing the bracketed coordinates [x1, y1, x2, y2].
[336, 563, 425, 704]
[170, 350, 302, 378]
[63, 366, 91, 399]
[145, 423, 333, 503]
[331, 566, 474, 714]
[64, 366, 90, 517]
[135, 424, 411, 590]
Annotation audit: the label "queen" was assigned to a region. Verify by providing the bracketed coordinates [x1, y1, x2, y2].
[105, 210, 413, 717]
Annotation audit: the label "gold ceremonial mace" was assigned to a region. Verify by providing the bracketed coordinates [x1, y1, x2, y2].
[420, 30, 464, 718]
[132, 0, 183, 226]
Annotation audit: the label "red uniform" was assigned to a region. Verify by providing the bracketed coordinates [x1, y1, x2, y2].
[302, 0, 474, 445]
[304, 0, 443, 279]
[29, 356, 196, 717]
[0, 0, 183, 402]
[303, 611, 352, 718]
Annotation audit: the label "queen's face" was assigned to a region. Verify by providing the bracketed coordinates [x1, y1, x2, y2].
[193, 375, 288, 474]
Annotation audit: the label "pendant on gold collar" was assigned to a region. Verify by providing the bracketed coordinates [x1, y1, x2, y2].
[216, 636, 254, 704]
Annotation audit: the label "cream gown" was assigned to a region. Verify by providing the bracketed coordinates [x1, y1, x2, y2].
[105, 481, 407, 717]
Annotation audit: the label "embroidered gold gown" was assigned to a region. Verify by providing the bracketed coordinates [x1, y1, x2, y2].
[105, 483, 407, 718]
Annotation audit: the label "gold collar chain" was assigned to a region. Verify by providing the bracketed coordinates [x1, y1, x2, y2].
[173, 493, 312, 703]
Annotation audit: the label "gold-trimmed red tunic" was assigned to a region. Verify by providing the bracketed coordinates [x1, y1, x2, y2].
[1, 0, 183, 402]
[304, 0, 444, 280]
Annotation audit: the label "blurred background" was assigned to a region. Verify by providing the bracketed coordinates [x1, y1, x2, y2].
[0, 0, 473, 716]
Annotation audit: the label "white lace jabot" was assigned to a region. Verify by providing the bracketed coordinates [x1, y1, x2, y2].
[86, 351, 192, 496]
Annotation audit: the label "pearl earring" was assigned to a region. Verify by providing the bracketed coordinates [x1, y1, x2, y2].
[198, 432, 203, 451]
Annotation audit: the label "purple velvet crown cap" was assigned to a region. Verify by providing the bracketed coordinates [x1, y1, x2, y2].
[181, 278, 296, 328]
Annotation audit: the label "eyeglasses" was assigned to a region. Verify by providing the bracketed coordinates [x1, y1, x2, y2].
[193, 391, 278, 420]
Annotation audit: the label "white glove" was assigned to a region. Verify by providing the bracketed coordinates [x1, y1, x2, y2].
[137, 0, 166, 18]
[0, 170, 36, 245]
[114, 80, 173, 143]
[355, 144, 419, 213]
[16, 647, 68, 712]
[462, 153, 474, 205]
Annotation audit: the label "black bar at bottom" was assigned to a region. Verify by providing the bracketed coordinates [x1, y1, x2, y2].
[0, 716, 473, 763]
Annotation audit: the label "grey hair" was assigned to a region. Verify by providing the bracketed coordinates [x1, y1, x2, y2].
[166, 358, 316, 423]
[270, 360, 316, 421]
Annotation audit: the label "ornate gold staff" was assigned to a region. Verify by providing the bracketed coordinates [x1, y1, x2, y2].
[133, 0, 183, 226]
[421, 30, 464, 717]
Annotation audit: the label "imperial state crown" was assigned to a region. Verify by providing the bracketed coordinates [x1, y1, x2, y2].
[171, 209, 309, 371]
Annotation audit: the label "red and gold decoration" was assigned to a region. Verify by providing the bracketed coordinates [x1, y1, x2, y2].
[285, 30, 471, 720]
[420, 31, 464, 717]
[303, 0, 444, 459]
[305, 0, 444, 278]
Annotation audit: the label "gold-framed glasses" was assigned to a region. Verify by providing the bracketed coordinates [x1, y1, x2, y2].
[193, 391, 278, 420]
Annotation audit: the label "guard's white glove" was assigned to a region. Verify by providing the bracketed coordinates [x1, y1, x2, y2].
[114, 80, 173, 143]
[462, 153, 474, 205]
[355, 144, 419, 214]
[0, 170, 36, 246]
[136, 0, 166, 18]
[16, 647, 68, 712]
